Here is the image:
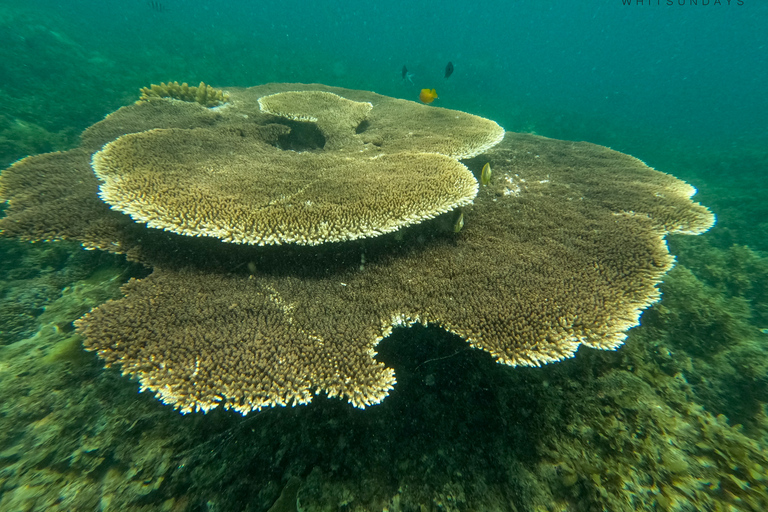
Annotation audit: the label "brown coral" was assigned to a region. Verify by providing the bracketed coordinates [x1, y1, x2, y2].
[79, 132, 712, 414]
[1, 83, 715, 414]
[76, 268, 397, 413]
[0, 149, 132, 247]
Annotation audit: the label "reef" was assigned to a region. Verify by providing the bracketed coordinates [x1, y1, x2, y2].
[0, 83, 713, 415]
[4, 82, 764, 512]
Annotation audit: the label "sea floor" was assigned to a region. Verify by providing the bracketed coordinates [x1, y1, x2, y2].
[1, 231, 768, 511]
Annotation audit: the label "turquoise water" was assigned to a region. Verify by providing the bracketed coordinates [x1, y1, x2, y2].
[8, 1, 768, 154]
[1, 1, 768, 511]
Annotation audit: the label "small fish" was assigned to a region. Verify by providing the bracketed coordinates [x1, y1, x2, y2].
[480, 162, 492, 185]
[445, 61, 454, 79]
[147, 1, 167, 12]
[453, 210, 465, 233]
[419, 88, 438, 104]
[401, 65, 414, 85]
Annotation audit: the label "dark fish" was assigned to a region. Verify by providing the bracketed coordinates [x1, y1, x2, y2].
[401, 65, 414, 84]
[445, 61, 454, 79]
[147, 1, 167, 12]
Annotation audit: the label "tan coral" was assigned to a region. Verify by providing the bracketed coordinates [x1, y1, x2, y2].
[91, 126, 478, 246]
[3, 82, 503, 254]
[139, 81, 229, 107]
[0, 84, 715, 415]
[258, 91, 372, 150]
[360, 96, 505, 159]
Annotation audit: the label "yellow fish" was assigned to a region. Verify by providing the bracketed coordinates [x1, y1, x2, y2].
[419, 88, 438, 104]
[480, 162, 492, 186]
[453, 210, 465, 233]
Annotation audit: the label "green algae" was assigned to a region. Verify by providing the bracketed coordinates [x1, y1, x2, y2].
[0, 244, 174, 511]
[643, 240, 768, 432]
[0, 117, 76, 166]
[0, 240, 138, 346]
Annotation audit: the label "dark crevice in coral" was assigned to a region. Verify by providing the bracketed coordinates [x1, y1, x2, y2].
[272, 120, 326, 152]
[354, 119, 370, 134]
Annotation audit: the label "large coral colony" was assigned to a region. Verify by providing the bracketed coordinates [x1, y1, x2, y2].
[0, 81, 714, 415]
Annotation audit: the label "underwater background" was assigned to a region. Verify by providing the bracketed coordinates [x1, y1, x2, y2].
[1, 1, 767, 511]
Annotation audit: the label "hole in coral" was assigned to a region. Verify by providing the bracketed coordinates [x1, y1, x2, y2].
[355, 119, 370, 134]
[272, 120, 326, 151]
[58, 322, 75, 334]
